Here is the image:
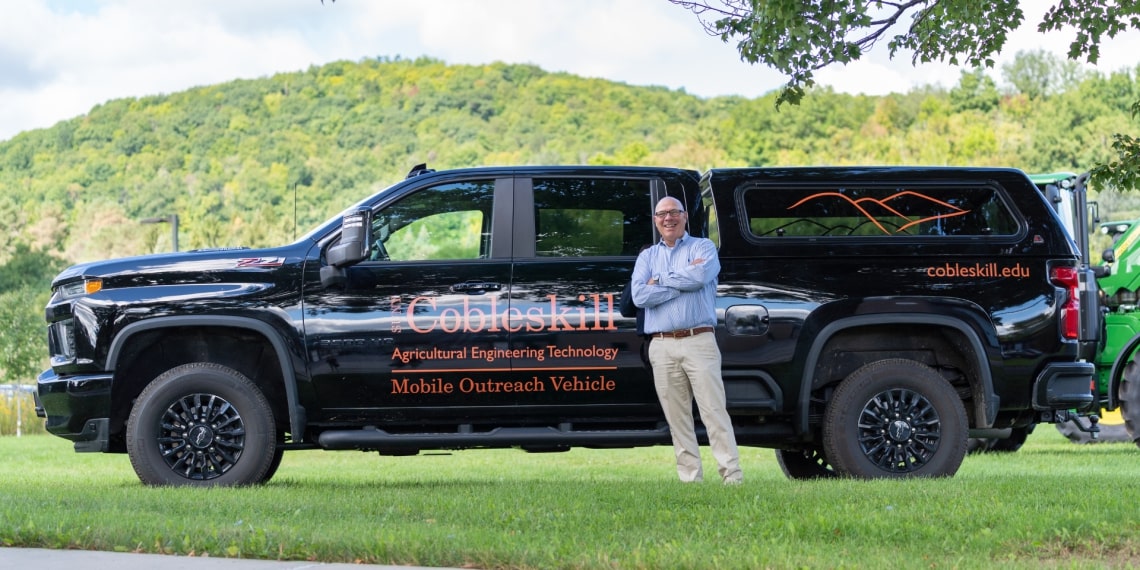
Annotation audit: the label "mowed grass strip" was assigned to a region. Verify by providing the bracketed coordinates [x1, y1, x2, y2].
[1, 429, 1138, 569]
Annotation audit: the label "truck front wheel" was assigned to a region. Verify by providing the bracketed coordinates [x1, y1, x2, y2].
[126, 363, 277, 486]
[822, 359, 968, 478]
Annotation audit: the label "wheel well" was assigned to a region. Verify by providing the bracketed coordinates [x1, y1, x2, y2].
[810, 323, 983, 426]
[107, 326, 289, 452]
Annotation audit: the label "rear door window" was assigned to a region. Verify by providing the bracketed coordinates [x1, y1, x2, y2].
[532, 178, 655, 257]
[741, 183, 1018, 239]
[505, 175, 660, 412]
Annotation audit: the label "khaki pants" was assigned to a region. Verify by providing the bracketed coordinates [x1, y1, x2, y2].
[648, 332, 742, 483]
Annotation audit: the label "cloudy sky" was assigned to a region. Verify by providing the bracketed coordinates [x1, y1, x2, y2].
[2, 0, 1138, 142]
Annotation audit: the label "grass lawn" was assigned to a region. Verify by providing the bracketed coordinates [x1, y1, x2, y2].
[1, 428, 1138, 569]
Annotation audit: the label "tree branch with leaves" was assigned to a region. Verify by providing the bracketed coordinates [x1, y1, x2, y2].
[671, 0, 1140, 187]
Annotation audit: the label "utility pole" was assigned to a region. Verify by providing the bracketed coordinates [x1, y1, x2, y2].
[141, 214, 180, 252]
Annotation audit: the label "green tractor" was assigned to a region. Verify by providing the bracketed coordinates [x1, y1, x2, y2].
[1033, 172, 1138, 446]
[970, 172, 1139, 451]
[1070, 214, 1140, 445]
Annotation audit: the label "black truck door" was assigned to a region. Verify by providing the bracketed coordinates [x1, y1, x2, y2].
[304, 177, 514, 421]
[505, 174, 666, 419]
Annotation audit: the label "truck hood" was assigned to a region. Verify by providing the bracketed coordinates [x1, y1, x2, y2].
[51, 246, 299, 289]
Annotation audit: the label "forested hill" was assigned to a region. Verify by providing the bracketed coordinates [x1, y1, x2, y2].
[1, 55, 1138, 263]
[0, 54, 1137, 383]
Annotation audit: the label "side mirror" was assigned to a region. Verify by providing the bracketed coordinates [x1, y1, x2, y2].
[1102, 247, 1116, 264]
[321, 208, 372, 289]
[327, 208, 372, 268]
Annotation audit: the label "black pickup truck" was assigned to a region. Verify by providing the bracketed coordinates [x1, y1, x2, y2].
[36, 164, 1099, 485]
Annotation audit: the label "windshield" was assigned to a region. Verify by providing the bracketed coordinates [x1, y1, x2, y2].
[296, 184, 397, 243]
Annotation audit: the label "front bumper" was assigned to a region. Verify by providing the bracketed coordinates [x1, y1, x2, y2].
[36, 368, 113, 452]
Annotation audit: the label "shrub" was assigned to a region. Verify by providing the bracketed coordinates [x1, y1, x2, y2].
[0, 386, 46, 436]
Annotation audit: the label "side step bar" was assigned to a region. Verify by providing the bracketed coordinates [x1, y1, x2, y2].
[318, 425, 672, 451]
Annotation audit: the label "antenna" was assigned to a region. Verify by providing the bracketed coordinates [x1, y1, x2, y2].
[293, 182, 298, 241]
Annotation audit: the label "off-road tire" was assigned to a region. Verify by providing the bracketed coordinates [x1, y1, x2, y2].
[822, 358, 968, 478]
[775, 447, 838, 480]
[258, 446, 286, 484]
[968, 425, 1036, 454]
[126, 362, 277, 487]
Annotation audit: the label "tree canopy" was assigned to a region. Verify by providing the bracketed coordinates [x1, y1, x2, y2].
[1, 54, 1137, 264]
[670, 0, 1140, 188]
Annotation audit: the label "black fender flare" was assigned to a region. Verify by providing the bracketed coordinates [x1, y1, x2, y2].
[107, 315, 305, 442]
[796, 313, 996, 435]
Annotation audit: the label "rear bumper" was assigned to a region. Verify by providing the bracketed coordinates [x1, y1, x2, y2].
[1032, 361, 1096, 412]
[36, 368, 113, 452]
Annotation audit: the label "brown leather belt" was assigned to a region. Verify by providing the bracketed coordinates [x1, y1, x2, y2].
[653, 326, 714, 339]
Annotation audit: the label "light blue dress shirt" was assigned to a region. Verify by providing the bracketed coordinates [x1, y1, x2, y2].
[630, 232, 719, 334]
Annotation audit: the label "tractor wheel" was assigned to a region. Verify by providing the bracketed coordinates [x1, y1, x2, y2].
[1057, 359, 1140, 445]
[1055, 410, 1131, 444]
[1122, 363, 1140, 449]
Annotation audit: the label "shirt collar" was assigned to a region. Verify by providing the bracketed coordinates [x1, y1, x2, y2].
[658, 232, 690, 248]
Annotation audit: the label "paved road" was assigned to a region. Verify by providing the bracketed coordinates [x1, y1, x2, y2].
[0, 547, 460, 570]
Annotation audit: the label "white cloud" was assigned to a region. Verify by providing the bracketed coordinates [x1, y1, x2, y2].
[0, 0, 1137, 142]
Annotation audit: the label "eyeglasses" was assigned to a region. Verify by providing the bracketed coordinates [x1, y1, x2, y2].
[654, 209, 685, 219]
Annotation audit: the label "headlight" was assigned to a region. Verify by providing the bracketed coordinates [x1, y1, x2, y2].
[56, 278, 103, 300]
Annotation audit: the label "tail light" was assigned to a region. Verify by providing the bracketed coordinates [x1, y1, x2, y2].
[1050, 266, 1080, 340]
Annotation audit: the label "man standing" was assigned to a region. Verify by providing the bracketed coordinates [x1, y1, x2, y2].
[631, 196, 742, 484]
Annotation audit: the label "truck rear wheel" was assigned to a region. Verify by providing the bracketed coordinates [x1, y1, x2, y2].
[775, 447, 838, 480]
[126, 363, 277, 487]
[986, 426, 1034, 452]
[967, 425, 1035, 454]
[822, 359, 967, 478]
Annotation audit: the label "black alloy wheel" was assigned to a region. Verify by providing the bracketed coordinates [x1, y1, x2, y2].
[127, 362, 277, 486]
[159, 392, 245, 479]
[823, 359, 967, 478]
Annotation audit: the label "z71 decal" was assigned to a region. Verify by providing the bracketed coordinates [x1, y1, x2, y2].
[236, 257, 286, 268]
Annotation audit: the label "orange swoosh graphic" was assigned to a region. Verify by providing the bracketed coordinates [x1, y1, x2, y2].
[788, 191, 970, 235]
